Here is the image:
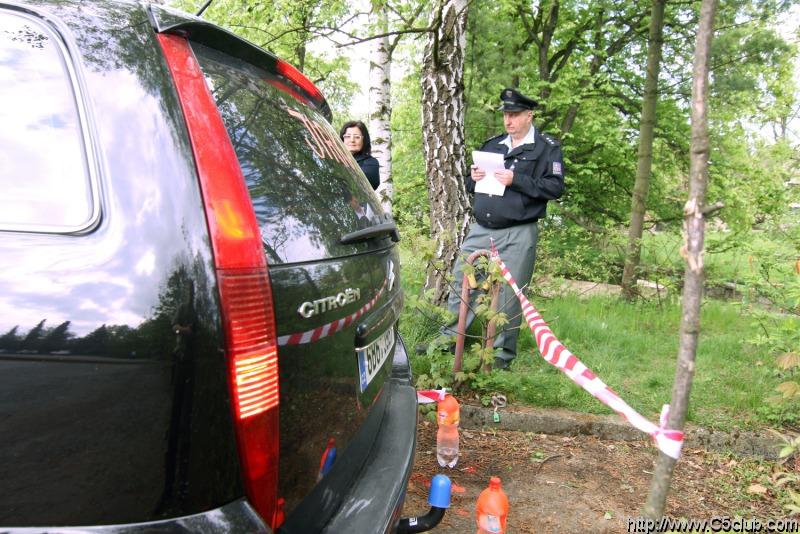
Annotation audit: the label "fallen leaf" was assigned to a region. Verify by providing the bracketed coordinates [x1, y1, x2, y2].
[452, 482, 467, 494]
[455, 508, 470, 517]
[778, 352, 800, 370]
[747, 484, 768, 495]
[777, 381, 800, 398]
[604, 512, 613, 520]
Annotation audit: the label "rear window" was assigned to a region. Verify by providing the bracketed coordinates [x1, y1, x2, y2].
[191, 43, 383, 264]
[0, 9, 97, 233]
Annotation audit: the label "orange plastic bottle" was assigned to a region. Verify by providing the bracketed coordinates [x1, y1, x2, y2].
[436, 391, 460, 467]
[476, 476, 509, 534]
[437, 392, 460, 426]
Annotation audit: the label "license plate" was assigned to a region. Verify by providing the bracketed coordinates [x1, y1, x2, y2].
[356, 326, 395, 392]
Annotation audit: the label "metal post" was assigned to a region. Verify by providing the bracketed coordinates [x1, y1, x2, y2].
[452, 249, 500, 373]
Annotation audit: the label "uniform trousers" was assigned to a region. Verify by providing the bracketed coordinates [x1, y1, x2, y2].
[443, 220, 538, 363]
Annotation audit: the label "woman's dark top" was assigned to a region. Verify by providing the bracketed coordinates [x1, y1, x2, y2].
[355, 153, 380, 190]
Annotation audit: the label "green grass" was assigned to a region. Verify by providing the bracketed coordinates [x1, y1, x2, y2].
[402, 285, 798, 431]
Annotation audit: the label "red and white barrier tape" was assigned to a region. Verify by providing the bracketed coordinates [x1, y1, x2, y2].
[278, 279, 387, 346]
[490, 241, 684, 459]
[417, 388, 446, 404]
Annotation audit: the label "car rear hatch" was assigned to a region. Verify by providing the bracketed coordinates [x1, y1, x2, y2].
[151, 7, 411, 532]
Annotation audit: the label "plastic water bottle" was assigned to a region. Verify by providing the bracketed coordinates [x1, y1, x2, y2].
[436, 390, 460, 468]
[476, 476, 509, 534]
[436, 424, 459, 467]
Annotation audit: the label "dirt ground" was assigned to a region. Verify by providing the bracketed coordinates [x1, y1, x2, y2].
[402, 419, 790, 533]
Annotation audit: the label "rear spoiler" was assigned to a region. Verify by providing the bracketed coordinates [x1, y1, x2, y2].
[146, 3, 333, 123]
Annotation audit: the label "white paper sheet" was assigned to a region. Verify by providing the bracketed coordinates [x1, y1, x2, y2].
[471, 150, 506, 196]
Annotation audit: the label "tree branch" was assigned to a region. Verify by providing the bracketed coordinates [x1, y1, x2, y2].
[336, 25, 435, 48]
[389, 2, 428, 53]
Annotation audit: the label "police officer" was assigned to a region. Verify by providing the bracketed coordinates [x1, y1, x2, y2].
[444, 88, 565, 369]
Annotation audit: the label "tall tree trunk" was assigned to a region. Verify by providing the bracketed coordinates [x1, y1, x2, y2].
[537, 0, 558, 103]
[421, 0, 470, 304]
[621, 0, 667, 300]
[369, 6, 393, 210]
[560, 7, 604, 135]
[644, 0, 717, 518]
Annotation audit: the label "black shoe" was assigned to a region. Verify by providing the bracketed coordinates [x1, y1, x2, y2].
[493, 357, 510, 370]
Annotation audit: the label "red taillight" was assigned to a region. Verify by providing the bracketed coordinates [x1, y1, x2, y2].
[157, 33, 280, 527]
[221, 271, 279, 419]
[219, 269, 280, 521]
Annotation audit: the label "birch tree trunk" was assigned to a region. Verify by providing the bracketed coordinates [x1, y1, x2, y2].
[643, 0, 717, 518]
[621, 0, 667, 299]
[421, 0, 470, 304]
[369, 6, 393, 210]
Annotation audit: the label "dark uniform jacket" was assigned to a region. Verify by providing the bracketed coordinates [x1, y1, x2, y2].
[467, 129, 565, 228]
[355, 153, 380, 190]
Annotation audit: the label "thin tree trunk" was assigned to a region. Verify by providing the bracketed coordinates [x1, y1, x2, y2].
[643, 0, 717, 519]
[369, 6, 393, 210]
[421, 0, 470, 305]
[621, 0, 667, 300]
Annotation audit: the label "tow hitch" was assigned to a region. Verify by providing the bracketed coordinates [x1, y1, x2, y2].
[396, 474, 451, 533]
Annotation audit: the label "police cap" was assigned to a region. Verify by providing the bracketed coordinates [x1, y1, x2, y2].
[498, 88, 537, 112]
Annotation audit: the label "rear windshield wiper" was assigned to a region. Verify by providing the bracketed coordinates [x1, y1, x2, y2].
[340, 222, 400, 245]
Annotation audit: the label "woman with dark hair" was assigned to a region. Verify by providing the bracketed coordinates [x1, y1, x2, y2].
[340, 120, 380, 190]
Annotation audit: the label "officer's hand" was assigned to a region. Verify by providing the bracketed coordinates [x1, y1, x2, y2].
[495, 169, 514, 186]
[471, 165, 486, 181]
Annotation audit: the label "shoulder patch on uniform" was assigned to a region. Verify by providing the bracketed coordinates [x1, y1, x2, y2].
[543, 134, 560, 146]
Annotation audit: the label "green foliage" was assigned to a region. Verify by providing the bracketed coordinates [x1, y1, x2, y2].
[391, 69, 428, 229]
[733, 221, 800, 428]
[766, 430, 800, 516]
[536, 214, 627, 283]
[403, 244, 519, 393]
[738, 228, 800, 313]
[749, 303, 800, 425]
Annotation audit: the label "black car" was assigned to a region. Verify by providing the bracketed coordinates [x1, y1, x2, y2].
[0, 2, 424, 532]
